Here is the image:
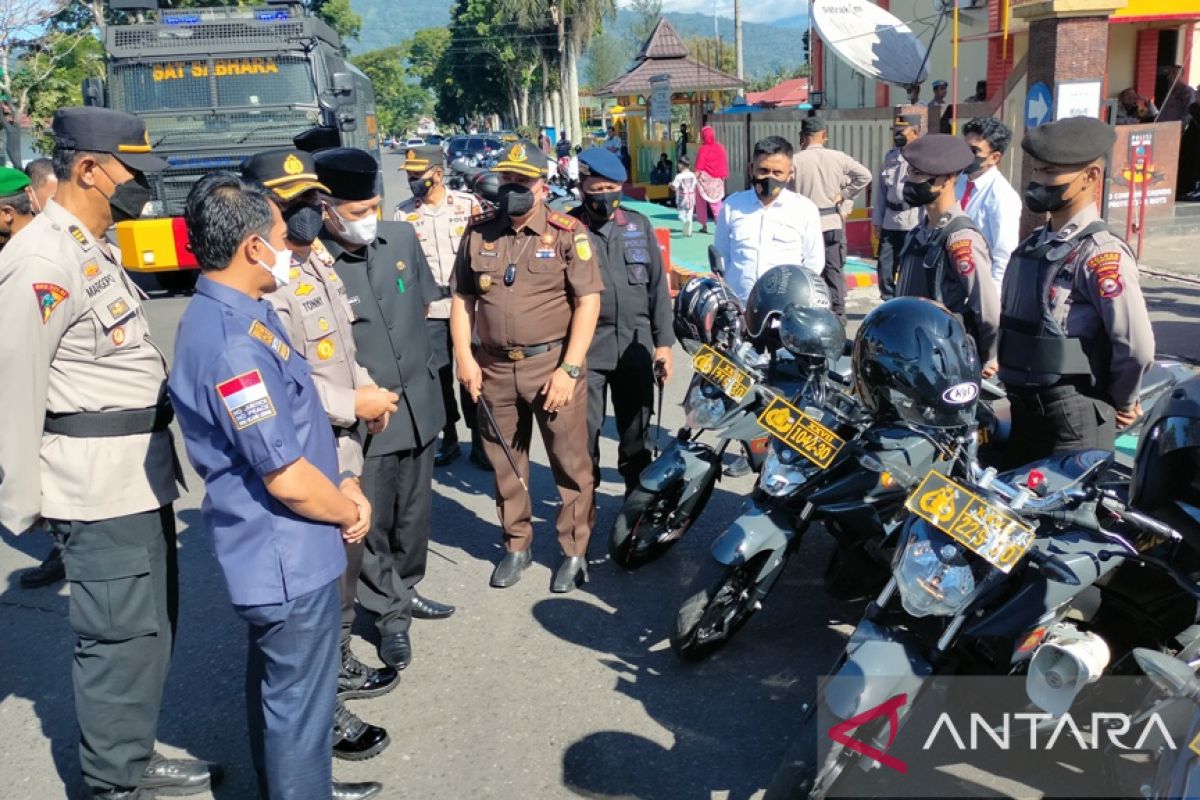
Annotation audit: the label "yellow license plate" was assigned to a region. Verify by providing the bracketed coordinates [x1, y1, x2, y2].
[755, 396, 846, 469]
[692, 344, 753, 401]
[905, 471, 1036, 573]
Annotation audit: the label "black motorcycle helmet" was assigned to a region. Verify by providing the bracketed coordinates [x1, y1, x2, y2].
[1131, 375, 1200, 516]
[743, 265, 830, 349]
[852, 297, 981, 429]
[779, 304, 846, 366]
[673, 276, 739, 347]
[471, 170, 502, 206]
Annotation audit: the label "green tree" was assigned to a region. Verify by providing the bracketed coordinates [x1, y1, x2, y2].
[747, 63, 810, 93]
[434, 0, 538, 127]
[584, 28, 626, 92]
[686, 36, 736, 75]
[307, 0, 361, 49]
[351, 45, 430, 136]
[625, 0, 661, 53]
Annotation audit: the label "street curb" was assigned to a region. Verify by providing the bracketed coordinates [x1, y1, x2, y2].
[1139, 265, 1200, 287]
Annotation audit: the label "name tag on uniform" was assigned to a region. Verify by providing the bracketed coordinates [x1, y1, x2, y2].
[535, 248, 556, 259]
[217, 370, 276, 430]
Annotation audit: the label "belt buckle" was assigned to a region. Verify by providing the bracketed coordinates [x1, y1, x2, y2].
[507, 348, 525, 361]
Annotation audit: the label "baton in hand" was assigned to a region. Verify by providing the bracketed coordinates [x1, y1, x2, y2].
[477, 395, 528, 493]
[653, 358, 667, 458]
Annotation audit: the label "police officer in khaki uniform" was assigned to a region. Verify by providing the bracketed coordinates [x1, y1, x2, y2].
[449, 140, 603, 593]
[895, 134, 1000, 372]
[242, 149, 397, 763]
[872, 114, 922, 299]
[999, 116, 1155, 465]
[792, 116, 872, 321]
[395, 146, 486, 467]
[0, 107, 217, 799]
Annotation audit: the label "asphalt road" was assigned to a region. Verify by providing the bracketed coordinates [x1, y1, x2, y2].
[1, 154, 1196, 800]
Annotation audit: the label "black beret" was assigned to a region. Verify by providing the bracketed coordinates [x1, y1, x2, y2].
[52, 107, 167, 173]
[494, 139, 548, 179]
[314, 147, 380, 201]
[402, 145, 445, 173]
[293, 125, 341, 154]
[902, 133, 975, 175]
[801, 116, 827, 134]
[241, 149, 328, 200]
[1021, 116, 1116, 166]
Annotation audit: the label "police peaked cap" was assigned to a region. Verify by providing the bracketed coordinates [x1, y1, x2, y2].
[314, 147, 380, 201]
[52, 107, 168, 173]
[494, 140, 548, 178]
[402, 146, 445, 173]
[1022, 116, 1116, 166]
[241, 149, 329, 201]
[902, 133, 975, 176]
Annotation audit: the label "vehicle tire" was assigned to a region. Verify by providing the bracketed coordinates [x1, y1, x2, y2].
[764, 699, 855, 800]
[156, 270, 199, 295]
[670, 552, 770, 662]
[609, 477, 716, 570]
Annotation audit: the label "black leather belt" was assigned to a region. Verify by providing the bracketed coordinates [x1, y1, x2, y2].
[436, 284, 451, 299]
[482, 339, 564, 361]
[44, 401, 174, 438]
[818, 206, 839, 215]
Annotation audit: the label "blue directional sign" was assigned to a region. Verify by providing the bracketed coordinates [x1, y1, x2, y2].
[1025, 82, 1053, 129]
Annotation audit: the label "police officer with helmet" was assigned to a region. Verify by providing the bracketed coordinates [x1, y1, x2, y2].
[999, 116, 1155, 465]
[0, 107, 220, 799]
[895, 133, 1000, 372]
[315, 147, 455, 672]
[568, 147, 674, 495]
[449, 139, 603, 592]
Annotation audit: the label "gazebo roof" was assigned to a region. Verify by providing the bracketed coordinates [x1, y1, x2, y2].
[595, 18, 744, 98]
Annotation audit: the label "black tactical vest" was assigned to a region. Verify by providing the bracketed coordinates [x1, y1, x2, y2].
[896, 215, 979, 341]
[997, 219, 1111, 390]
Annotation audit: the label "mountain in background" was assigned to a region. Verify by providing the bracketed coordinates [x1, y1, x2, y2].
[350, 0, 807, 81]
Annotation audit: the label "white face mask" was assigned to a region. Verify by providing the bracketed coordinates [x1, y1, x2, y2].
[329, 204, 378, 246]
[255, 237, 293, 289]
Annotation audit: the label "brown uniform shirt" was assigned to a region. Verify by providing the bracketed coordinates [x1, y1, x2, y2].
[266, 238, 373, 476]
[395, 188, 480, 320]
[450, 204, 604, 348]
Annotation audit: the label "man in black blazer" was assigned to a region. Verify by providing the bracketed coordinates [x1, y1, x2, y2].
[315, 148, 455, 672]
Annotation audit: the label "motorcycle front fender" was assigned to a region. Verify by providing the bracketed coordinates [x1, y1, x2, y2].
[824, 620, 933, 723]
[710, 502, 793, 568]
[638, 438, 719, 493]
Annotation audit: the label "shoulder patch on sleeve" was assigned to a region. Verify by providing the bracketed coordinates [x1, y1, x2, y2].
[1086, 251, 1124, 299]
[573, 232, 593, 261]
[33, 282, 69, 324]
[216, 370, 277, 430]
[547, 211, 579, 232]
[248, 320, 291, 360]
[947, 237, 975, 275]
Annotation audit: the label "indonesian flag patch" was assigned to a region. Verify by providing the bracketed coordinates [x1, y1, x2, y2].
[216, 370, 276, 430]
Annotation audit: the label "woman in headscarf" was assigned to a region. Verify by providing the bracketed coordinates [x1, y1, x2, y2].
[693, 125, 728, 234]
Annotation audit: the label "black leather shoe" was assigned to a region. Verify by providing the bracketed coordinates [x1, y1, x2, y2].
[551, 556, 589, 593]
[333, 700, 390, 761]
[19, 546, 65, 588]
[378, 631, 412, 670]
[723, 455, 751, 477]
[411, 594, 456, 620]
[339, 644, 399, 700]
[333, 781, 383, 800]
[469, 429, 493, 471]
[434, 434, 461, 466]
[139, 752, 221, 796]
[490, 549, 532, 588]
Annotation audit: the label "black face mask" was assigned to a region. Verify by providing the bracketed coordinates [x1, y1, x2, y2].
[497, 183, 535, 218]
[1024, 181, 1073, 214]
[752, 176, 787, 200]
[583, 190, 621, 222]
[893, 133, 909, 148]
[966, 155, 985, 176]
[284, 203, 324, 245]
[107, 172, 153, 223]
[409, 177, 434, 200]
[902, 178, 940, 207]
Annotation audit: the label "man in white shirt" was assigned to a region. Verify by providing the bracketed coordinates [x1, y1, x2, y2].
[604, 126, 622, 155]
[715, 135, 824, 301]
[955, 116, 1021, 285]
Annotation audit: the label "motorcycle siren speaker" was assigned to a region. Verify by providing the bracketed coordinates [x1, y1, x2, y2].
[1025, 626, 1111, 717]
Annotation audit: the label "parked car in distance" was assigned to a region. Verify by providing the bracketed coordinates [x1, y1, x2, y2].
[446, 135, 504, 162]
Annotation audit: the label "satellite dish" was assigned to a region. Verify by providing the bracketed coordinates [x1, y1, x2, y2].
[812, 0, 929, 86]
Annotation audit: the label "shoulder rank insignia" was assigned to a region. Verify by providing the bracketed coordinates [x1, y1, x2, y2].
[248, 320, 291, 360]
[68, 225, 89, 248]
[547, 211, 578, 232]
[310, 239, 334, 267]
[468, 208, 498, 227]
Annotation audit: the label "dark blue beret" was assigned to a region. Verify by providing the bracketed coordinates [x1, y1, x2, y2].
[577, 147, 627, 183]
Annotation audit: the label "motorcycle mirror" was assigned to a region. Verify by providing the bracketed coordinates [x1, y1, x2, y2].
[1133, 647, 1200, 699]
[707, 244, 726, 277]
[1026, 549, 1081, 585]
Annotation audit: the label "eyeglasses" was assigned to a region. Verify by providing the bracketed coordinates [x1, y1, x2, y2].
[504, 263, 517, 286]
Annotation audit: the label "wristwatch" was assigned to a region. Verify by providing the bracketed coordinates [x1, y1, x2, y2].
[560, 362, 582, 379]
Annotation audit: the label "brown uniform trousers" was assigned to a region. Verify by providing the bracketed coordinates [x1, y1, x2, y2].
[452, 204, 603, 556]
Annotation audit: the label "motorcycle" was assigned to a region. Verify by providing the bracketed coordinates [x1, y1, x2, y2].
[1123, 646, 1200, 799]
[763, 445, 1198, 799]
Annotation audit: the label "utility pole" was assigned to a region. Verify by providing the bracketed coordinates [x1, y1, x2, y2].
[734, 0, 744, 81]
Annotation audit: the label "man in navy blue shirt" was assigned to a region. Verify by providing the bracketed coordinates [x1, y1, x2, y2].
[169, 172, 381, 800]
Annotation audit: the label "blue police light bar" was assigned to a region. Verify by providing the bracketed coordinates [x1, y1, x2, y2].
[163, 13, 201, 24]
[256, 10, 291, 21]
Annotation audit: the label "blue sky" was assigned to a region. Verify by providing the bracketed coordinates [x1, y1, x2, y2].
[619, 0, 809, 24]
